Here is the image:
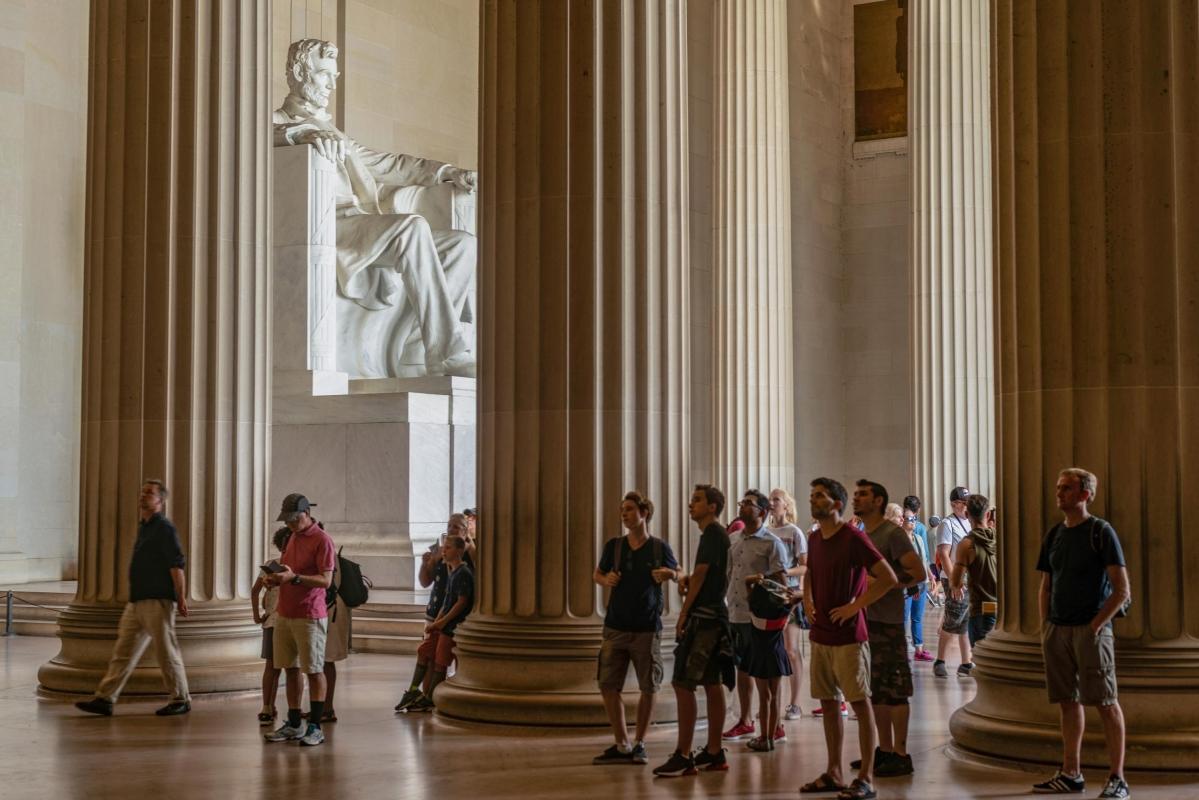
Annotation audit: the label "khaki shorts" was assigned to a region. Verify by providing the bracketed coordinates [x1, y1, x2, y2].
[597, 627, 664, 693]
[273, 615, 328, 674]
[810, 641, 871, 703]
[1042, 622, 1118, 706]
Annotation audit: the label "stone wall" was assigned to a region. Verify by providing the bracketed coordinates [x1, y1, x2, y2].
[0, 0, 87, 584]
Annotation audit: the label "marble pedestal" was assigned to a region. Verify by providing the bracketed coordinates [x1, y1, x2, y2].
[271, 376, 475, 590]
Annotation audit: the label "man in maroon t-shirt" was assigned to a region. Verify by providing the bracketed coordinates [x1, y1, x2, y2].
[263, 493, 336, 748]
[799, 478, 897, 800]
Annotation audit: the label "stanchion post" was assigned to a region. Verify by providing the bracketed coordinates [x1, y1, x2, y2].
[4, 591, 12, 636]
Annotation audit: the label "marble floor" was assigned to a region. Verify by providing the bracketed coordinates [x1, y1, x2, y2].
[1, 635, 1197, 800]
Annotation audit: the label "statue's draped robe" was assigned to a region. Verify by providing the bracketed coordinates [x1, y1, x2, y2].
[274, 97, 474, 376]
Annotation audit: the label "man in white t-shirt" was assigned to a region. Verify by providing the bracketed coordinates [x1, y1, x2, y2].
[933, 486, 973, 678]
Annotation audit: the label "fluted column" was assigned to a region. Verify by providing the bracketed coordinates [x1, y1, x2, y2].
[434, 0, 690, 726]
[909, 0, 995, 508]
[40, 0, 270, 694]
[951, 0, 1199, 768]
[711, 0, 793, 497]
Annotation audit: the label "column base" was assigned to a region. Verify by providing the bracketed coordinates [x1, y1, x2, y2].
[38, 602, 263, 695]
[951, 630, 1199, 770]
[433, 616, 679, 726]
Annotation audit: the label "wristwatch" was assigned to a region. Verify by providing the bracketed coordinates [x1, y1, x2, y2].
[290, 575, 302, 585]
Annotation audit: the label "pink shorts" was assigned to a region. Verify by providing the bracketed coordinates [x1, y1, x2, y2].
[417, 629, 456, 670]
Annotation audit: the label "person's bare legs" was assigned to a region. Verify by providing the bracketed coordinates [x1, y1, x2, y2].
[735, 669, 755, 726]
[890, 703, 911, 756]
[307, 671, 327, 702]
[1059, 701, 1086, 776]
[851, 698, 878, 784]
[601, 688, 631, 747]
[262, 659, 281, 712]
[323, 661, 337, 716]
[960, 632, 973, 665]
[765, 677, 781, 738]
[633, 691, 655, 744]
[784, 623, 803, 708]
[819, 698, 846, 784]
[285, 667, 304, 710]
[753, 677, 770, 740]
[703, 684, 726, 754]
[936, 627, 951, 661]
[874, 704, 894, 752]
[1096, 702, 1126, 778]
[674, 685, 697, 753]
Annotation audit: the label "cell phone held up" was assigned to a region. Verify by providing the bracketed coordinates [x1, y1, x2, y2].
[260, 560, 287, 575]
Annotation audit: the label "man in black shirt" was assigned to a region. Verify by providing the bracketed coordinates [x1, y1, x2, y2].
[653, 484, 735, 778]
[76, 480, 191, 716]
[591, 491, 679, 765]
[1032, 468, 1131, 800]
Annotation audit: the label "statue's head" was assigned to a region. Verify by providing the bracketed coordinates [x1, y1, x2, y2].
[286, 38, 339, 110]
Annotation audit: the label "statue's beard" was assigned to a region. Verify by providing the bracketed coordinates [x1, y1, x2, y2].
[300, 80, 330, 110]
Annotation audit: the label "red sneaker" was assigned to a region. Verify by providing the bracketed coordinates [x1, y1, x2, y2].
[811, 702, 849, 718]
[914, 650, 935, 662]
[721, 721, 755, 740]
[773, 724, 786, 742]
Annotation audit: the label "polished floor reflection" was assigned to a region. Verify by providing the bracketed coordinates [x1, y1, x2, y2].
[2, 635, 1196, 799]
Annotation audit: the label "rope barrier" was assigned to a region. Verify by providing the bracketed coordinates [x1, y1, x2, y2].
[2, 590, 71, 636]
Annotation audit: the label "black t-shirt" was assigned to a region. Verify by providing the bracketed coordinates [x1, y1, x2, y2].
[424, 549, 475, 619]
[129, 514, 186, 602]
[688, 522, 729, 620]
[439, 563, 475, 635]
[1036, 516, 1126, 627]
[597, 535, 679, 632]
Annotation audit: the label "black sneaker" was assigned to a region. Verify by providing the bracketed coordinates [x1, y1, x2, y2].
[629, 741, 649, 765]
[593, 744, 635, 765]
[851, 747, 890, 770]
[652, 750, 697, 777]
[957, 662, 976, 677]
[75, 698, 114, 716]
[875, 752, 914, 777]
[1032, 771, 1085, 793]
[394, 688, 421, 712]
[155, 701, 191, 716]
[692, 747, 728, 772]
[1097, 776, 1131, 799]
[933, 660, 949, 678]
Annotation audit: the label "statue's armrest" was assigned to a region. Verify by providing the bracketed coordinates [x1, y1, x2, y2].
[392, 183, 476, 235]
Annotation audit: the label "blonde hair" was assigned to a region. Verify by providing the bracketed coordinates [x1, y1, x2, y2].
[1059, 467, 1098, 499]
[769, 489, 798, 526]
[884, 503, 904, 527]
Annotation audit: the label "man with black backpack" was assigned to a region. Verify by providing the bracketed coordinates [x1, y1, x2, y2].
[591, 491, 679, 766]
[1032, 468, 1132, 800]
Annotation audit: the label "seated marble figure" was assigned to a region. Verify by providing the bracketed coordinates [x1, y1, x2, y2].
[274, 38, 477, 378]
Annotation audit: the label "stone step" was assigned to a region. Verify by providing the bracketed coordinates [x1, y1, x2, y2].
[350, 601, 427, 654]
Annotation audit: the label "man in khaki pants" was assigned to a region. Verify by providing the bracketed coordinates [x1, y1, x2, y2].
[76, 480, 192, 716]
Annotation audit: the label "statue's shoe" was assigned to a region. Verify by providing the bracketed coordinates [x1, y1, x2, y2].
[436, 352, 477, 378]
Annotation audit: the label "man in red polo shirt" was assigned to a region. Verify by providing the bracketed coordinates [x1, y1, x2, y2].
[263, 493, 336, 747]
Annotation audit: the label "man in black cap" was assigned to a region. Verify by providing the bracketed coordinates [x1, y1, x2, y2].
[933, 486, 973, 678]
[76, 480, 192, 717]
[263, 493, 336, 747]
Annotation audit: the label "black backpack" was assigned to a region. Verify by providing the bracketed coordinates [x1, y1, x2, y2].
[327, 547, 372, 610]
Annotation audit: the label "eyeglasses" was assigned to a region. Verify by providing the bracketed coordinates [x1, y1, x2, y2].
[905, 516, 917, 523]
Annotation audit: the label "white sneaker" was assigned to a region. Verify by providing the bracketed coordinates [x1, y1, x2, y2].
[784, 704, 802, 720]
[299, 723, 325, 747]
[264, 722, 305, 742]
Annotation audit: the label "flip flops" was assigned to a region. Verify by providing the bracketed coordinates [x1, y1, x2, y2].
[800, 773, 849, 793]
[837, 779, 878, 800]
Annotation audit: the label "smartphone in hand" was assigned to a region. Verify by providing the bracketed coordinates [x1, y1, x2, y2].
[260, 560, 287, 575]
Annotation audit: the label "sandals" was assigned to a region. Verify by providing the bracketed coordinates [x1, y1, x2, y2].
[837, 779, 877, 800]
[257, 710, 277, 726]
[320, 710, 338, 723]
[800, 773, 849, 794]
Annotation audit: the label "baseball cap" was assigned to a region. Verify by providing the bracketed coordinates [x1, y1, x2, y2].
[276, 493, 316, 522]
[949, 486, 971, 503]
[463, 507, 478, 518]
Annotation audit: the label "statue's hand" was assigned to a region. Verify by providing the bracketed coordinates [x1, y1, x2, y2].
[298, 129, 346, 164]
[446, 167, 477, 193]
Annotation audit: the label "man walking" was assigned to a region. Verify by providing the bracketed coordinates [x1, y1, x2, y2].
[853, 480, 926, 778]
[653, 484, 735, 777]
[263, 494, 336, 747]
[799, 477, 896, 800]
[721, 489, 788, 744]
[1032, 469, 1131, 799]
[949, 494, 998, 649]
[592, 491, 678, 765]
[76, 480, 192, 717]
[933, 486, 973, 678]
